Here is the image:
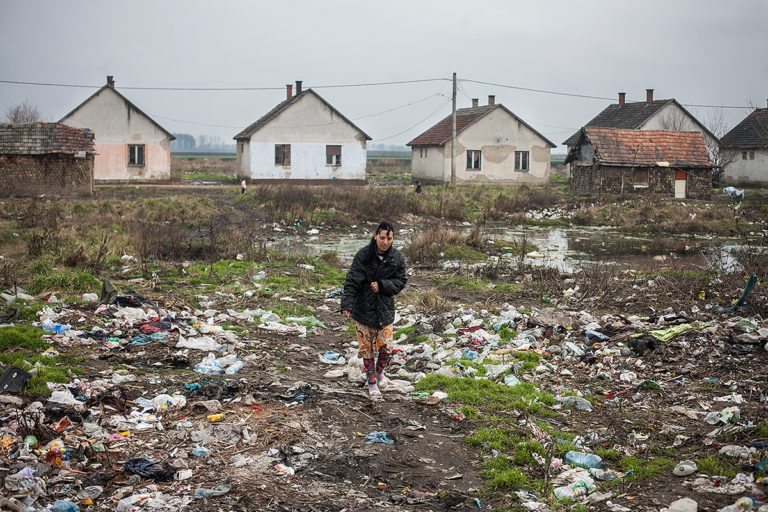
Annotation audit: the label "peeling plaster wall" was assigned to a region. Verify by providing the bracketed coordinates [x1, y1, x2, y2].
[61, 88, 172, 181]
[723, 149, 768, 183]
[452, 108, 551, 185]
[245, 93, 366, 180]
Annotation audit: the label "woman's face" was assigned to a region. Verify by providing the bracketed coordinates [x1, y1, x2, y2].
[374, 229, 394, 254]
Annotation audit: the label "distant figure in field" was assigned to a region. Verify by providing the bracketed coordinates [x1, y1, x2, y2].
[240, 178, 247, 194]
[414, 180, 422, 197]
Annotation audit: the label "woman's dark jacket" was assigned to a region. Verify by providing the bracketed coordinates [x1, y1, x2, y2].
[341, 239, 407, 328]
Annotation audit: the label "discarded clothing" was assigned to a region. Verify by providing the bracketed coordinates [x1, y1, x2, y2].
[123, 458, 175, 481]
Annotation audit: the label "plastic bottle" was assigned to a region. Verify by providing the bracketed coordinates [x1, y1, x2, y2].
[588, 467, 616, 481]
[565, 451, 605, 469]
[552, 477, 595, 501]
[224, 360, 244, 374]
[718, 497, 754, 512]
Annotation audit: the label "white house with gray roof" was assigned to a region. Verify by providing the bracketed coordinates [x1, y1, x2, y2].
[234, 81, 371, 183]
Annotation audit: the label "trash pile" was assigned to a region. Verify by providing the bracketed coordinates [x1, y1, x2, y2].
[0, 276, 766, 510]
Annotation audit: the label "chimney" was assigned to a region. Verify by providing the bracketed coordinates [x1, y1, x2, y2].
[488, 95, 495, 106]
[295, 80, 302, 94]
[646, 88, 654, 103]
[618, 92, 626, 106]
[286, 84, 293, 100]
[106, 75, 115, 88]
[471, 98, 478, 108]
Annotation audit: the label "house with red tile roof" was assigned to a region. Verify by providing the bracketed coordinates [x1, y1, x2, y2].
[406, 96, 555, 185]
[563, 90, 719, 178]
[60, 76, 175, 181]
[565, 127, 713, 199]
[721, 106, 768, 184]
[234, 81, 371, 183]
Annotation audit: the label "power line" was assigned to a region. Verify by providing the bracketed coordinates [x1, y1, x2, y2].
[461, 78, 753, 109]
[151, 93, 448, 131]
[374, 98, 452, 142]
[0, 78, 448, 91]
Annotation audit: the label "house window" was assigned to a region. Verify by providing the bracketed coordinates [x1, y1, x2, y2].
[743, 151, 748, 160]
[128, 144, 145, 166]
[633, 168, 649, 187]
[514, 151, 529, 171]
[466, 150, 481, 170]
[326, 145, 342, 166]
[275, 144, 291, 166]
[420, 147, 427, 158]
[750, 151, 755, 160]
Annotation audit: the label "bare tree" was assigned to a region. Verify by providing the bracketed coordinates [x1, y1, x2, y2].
[3, 100, 42, 123]
[704, 109, 737, 186]
[658, 109, 691, 132]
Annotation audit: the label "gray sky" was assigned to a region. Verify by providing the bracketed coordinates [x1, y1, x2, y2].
[1, 0, 766, 151]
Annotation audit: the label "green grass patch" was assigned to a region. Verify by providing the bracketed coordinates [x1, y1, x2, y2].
[480, 455, 530, 489]
[416, 374, 556, 415]
[394, 325, 416, 339]
[755, 422, 768, 438]
[698, 456, 741, 478]
[0, 326, 84, 396]
[10, 300, 46, 322]
[514, 351, 542, 371]
[27, 267, 99, 295]
[442, 245, 487, 261]
[619, 456, 674, 480]
[434, 276, 490, 293]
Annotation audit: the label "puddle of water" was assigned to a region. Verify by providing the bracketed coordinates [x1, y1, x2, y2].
[266, 224, 748, 272]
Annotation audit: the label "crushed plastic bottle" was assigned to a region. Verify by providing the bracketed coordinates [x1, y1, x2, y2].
[565, 451, 604, 469]
[588, 467, 616, 481]
[552, 476, 595, 501]
[191, 445, 211, 457]
[719, 497, 754, 512]
[224, 360, 244, 374]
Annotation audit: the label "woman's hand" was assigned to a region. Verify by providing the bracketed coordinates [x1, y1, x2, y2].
[370, 281, 379, 293]
[342, 310, 351, 318]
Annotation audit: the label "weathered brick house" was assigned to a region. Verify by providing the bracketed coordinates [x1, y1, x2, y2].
[60, 76, 175, 181]
[720, 106, 768, 184]
[407, 96, 556, 185]
[566, 127, 712, 199]
[0, 123, 95, 197]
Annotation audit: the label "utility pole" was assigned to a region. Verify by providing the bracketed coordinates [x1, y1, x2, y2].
[450, 72, 457, 186]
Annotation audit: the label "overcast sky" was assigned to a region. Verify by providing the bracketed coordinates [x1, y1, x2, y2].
[1, 0, 766, 151]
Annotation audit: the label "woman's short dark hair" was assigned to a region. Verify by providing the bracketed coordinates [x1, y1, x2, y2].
[375, 221, 394, 235]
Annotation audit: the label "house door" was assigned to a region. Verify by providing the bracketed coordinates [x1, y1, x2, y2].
[674, 170, 687, 199]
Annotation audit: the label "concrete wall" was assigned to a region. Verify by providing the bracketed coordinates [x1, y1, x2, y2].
[0, 154, 94, 196]
[244, 93, 367, 181]
[571, 164, 711, 199]
[411, 108, 551, 185]
[722, 149, 768, 183]
[411, 146, 446, 182]
[61, 88, 172, 181]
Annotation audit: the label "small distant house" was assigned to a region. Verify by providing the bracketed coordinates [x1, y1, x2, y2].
[60, 76, 175, 181]
[407, 96, 556, 185]
[234, 80, 371, 183]
[566, 127, 713, 199]
[720, 106, 768, 184]
[563, 90, 719, 176]
[0, 122, 95, 197]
